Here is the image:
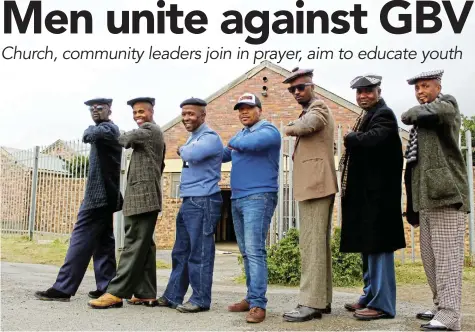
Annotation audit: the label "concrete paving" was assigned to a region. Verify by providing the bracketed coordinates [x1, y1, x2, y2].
[1, 251, 474, 331]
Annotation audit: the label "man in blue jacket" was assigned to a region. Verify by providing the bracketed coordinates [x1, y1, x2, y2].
[158, 97, 224, 313]
[224, 93, 281, 323]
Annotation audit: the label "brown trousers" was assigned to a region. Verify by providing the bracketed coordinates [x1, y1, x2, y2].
[298, 195, 335, 309]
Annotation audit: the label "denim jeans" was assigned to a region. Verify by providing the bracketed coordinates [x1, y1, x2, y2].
[232, 192, 278, 309]
[163, 192, 222, 309]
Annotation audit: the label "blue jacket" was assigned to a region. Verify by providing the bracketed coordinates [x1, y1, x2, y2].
[179, 123, 223, 197]
[223, 120, 281, 199]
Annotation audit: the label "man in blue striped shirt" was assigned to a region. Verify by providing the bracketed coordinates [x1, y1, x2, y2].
[158, 97, 223, 313]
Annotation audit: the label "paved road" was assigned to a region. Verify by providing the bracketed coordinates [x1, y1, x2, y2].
[1, 253, 474, 331]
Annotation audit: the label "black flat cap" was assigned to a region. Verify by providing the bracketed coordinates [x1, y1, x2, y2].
[180, 97, 207, 108]
[84, 98, 112, 106]
[282, 67, 314, 84]
[350, 74, 382, 89]
[127, 97, 155, 107]
[407, 69, 444, 85]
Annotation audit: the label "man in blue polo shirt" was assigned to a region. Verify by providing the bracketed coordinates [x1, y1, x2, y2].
[158, 97, 223, 313]
[224, 93, 281, 324]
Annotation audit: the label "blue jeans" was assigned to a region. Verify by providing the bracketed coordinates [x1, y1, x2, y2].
[358, 252, 397, 317]
[232, 192, 278, 309]
[163, 192, 222, 309]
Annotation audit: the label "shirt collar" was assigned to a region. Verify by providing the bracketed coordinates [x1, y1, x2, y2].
[246, 119, 266, 132]
[191, 123, 208, 138]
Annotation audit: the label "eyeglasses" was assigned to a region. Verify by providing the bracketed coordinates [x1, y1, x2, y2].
[288, 83, 314, 94]
[88, 105, 105, 112]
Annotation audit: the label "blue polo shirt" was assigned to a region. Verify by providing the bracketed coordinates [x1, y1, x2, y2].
[179, 123, 223, 197]
[223, 120, 281, 199]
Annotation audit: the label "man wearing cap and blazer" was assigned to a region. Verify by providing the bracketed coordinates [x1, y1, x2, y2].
[158, 97, 224, 313]
[402, 70, 469, 331]
[339, 74, 405, 321]
[88, 97, 166, 309]
[35, 98, 123, 302]
[281, 68, 338, 322]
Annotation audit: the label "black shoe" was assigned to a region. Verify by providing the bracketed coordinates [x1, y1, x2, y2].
[176, 301, 209, 313]
[88, 290, 105, 299]
[283, 305, 322, 322]
[318, 304, 331, 314]
[34, 288, 71, 302]
[416, 312, 435, 321]
[157, 296, 177, 309]
[420, 322, 451, 331]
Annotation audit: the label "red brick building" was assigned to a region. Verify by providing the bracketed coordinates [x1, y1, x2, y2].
[155, 61, 409, 249]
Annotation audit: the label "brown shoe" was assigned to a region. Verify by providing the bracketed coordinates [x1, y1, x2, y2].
[228, 299, 250, 312]
[353, 308, 391, 321]
[344, 303, 366, 312]
[88, 293, 123, 309]
[126, 296, 158, 307]
[246, 307, 266, 323]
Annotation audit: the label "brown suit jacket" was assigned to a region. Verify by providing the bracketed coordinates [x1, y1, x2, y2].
[285, 99, 338, 201]
[119, 121, 166, 217]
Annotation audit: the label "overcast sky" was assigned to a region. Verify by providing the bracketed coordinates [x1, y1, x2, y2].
[0, 0, 474, 149]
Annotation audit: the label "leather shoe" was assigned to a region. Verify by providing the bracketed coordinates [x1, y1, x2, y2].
[416, 312, 435, 321]
[228, 299, 250, 312]
[283, 305, 322, 322]
[420, 322, 451, 331]
[157, 296, 177, 309]
[126, 297, 158, 307]
[88, 290, 105, 299]
[247, 307, 266, 323]
[34, 288, 71, 302]
[176, 301, 209, 313]
[88, 293, 123, 309]
[353, 308, 391, 321]
[344, 302, 366, 312]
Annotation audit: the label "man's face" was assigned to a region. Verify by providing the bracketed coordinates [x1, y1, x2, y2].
[356, 87, 380, 110]
[414, 79, 441, 104]
[287, 76, 314, 105]
[132, 102, 153, 126]
[89, 104, 111, 124]
[238, 104, 261, 127]
[181, 105, 205, 132]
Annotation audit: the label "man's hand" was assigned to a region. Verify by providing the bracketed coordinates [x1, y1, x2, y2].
[401, 113, 411, 125]
[177, 146, 182, 156]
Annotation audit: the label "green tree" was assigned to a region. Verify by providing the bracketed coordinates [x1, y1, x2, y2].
[66, 155, 89, 178]
[460, 114, 475, 165]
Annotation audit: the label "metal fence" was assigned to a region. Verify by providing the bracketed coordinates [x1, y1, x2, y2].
[271, 125, 475, 263]
[0, 128, 474, 263]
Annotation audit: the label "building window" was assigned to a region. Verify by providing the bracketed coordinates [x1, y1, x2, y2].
[171, 173, 181, 198]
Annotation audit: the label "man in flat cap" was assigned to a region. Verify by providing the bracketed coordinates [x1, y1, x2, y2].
[89, 97, 166, 309]
[281, 68, 338, 322]
[224, 93, 281, 323]
[35, 98, 123, 302]
[401, 70, 469, 331]
[158, 97, 224, 313]
[338, 74, 405, 321]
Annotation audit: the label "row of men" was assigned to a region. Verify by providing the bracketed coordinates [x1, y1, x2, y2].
[33, 67, 469, 331]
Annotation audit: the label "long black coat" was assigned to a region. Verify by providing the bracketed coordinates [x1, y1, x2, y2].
[340, 99, 406, 254]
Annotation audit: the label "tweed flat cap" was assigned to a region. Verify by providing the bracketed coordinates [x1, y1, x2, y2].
[84, 98, 112, 106]
[350, 74, 382, 89]
[282, 67, 314, 84]
[180, 97, 207, 108]
[407, 70, 444, 85]
[127, 97, 155, 107]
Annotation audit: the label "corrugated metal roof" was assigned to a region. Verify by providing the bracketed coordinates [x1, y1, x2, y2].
[1, 147, 69, 174]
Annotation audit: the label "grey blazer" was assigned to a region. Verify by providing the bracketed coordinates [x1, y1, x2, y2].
[119, 121, 166, 217]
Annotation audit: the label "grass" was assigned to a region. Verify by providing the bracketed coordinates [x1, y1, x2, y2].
[0, 235, 171, 269]
[233, 259, 475, 287]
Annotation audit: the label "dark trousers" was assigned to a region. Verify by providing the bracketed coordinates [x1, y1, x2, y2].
[163, 192, 223, 309]
[53, 205, 116, 296]
[106, 210, 159, 299]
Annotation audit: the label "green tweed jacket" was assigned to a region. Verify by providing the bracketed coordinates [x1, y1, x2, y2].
[402, 94, 470, 213]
